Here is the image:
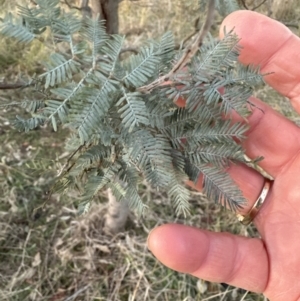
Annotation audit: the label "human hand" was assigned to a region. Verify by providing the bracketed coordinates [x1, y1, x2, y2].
[147, 11, 300, 301]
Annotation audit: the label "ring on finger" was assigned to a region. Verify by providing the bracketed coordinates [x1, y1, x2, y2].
[237, 178, 272, 226]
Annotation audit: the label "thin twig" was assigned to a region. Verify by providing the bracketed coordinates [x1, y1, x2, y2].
[252, 0, 268, 11]
[34, 144, 85, 211]
[181, 31, 197, 47]
[180, 17, 201, 46]
[62, 0, 81, 10]
[120, 47, 139, 55]
[239, 0, 249, 9]
[171, 0, 215, 72]
[137, 0, 215, 94]
[0, 82, 30, 90]
[57, 144, 85, 177]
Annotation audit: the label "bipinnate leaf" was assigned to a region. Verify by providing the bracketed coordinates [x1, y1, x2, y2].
[1, 0, 265, 216]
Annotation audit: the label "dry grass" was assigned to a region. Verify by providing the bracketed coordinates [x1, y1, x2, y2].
[0, 113, 265, 301]
[0, 101, 265, 301]
[0, 168, 262, 301]
[0, 1, 299, 300]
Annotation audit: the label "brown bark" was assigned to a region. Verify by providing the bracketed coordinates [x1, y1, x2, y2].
[90, 0, 119, 34]
[79, 0, 92, 18]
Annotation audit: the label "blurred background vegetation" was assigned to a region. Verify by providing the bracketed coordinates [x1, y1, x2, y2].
[0, 0, 299, 300]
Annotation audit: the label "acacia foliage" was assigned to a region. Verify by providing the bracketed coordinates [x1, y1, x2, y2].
[0, 0, 264, 215]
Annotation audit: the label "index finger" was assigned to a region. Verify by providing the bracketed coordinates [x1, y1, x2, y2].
[218, 11, 300, 177]
[220, 10, 300, 113]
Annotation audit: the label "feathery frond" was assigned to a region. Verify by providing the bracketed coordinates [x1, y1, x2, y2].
[0, 13, 36, 43]
[14, 115, 45, 132]
[186, 88, 220, 122]
[124, 183, 147, 215]
[193, 30, 241, 80]
[52, 13, 81, 40]
[167, 169, 191, 217]
[45, 69, 93, 130]
[83, 161, 121, 200]
[155, 31, 175, 73]
[40, 53, 80, 88]
[168, 120, 247, 151]
[126, 130, 173, 188]
[17, 5, 46, 33]
[117, 90, 150, 132]
[69, 78, 117, 144]
[122, 44, 161, 87]
[145, 100, 173, 128]
[35, 0, 61, 24]
[199, 164, 246, 211]
[70, 144, 111, 176]
[220, 84, 252, 116]
[1, 0, 265, 215]
[80, 17, 107, 66]
[187, 143, 244, 168]
[21, 100, 45, 113]
[101, 35, 125, 76]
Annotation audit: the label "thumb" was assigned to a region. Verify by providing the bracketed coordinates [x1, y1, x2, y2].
[147, 224, 268, 292]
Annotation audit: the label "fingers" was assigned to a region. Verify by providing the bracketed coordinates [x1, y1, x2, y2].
[148, 224, 269, 293]
[176, 11, 300, 178]
[188, 11, 300, 212]
[238, 96, 300, 177]
[219, 11, 300, 177]
[220, 11, 300, 113]
[148, 12, 300, 296]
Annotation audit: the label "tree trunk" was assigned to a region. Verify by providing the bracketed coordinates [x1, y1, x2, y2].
[90, 0, 119, 34]
[80, 0, 92, 18]
[103, 188, 130, 235]
[88, 0, 129, 234]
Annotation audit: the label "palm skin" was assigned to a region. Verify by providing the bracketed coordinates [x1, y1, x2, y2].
[148, 11, 300, 301]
